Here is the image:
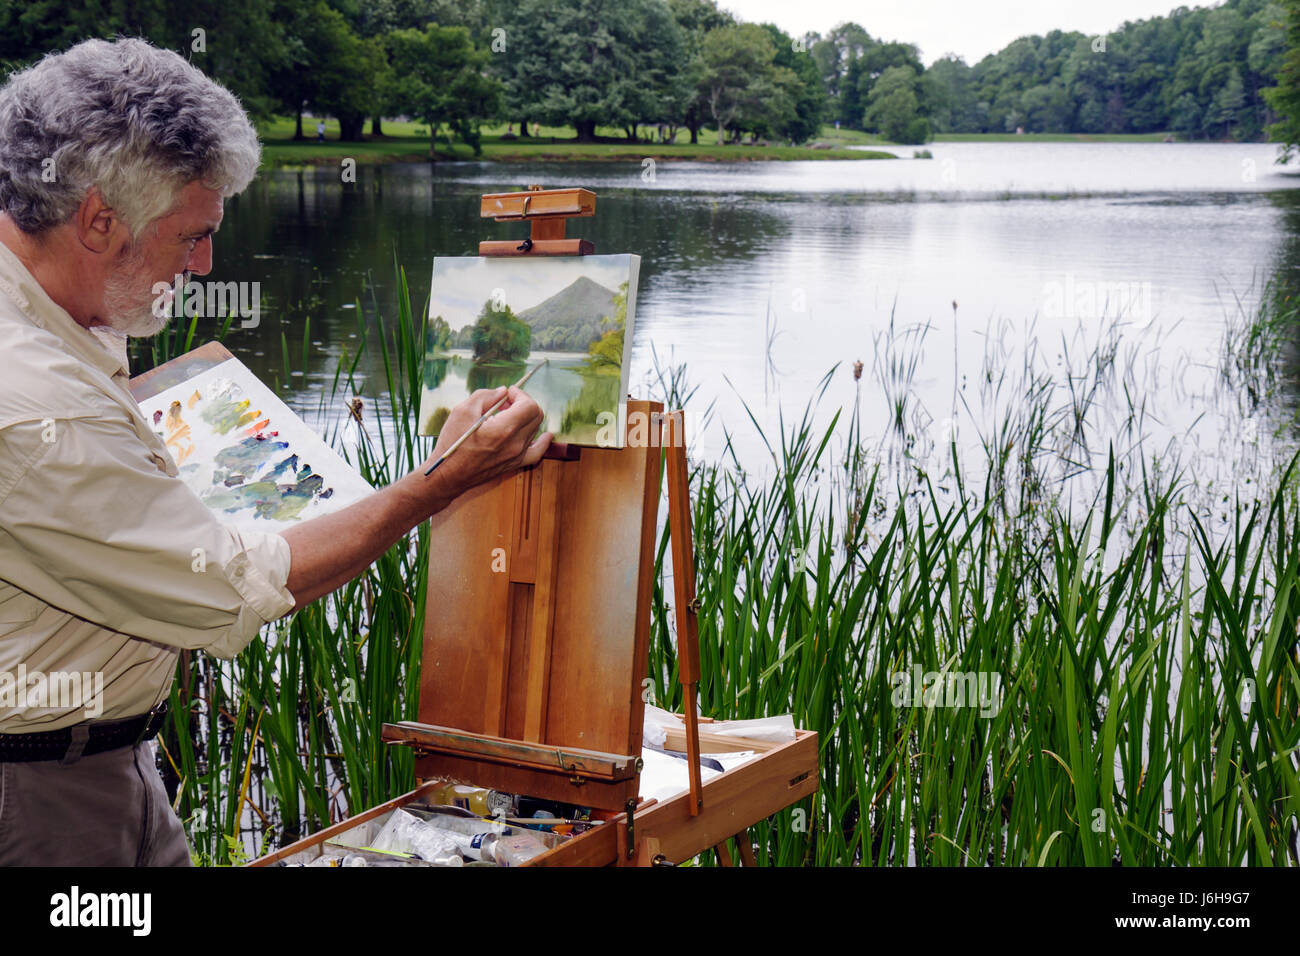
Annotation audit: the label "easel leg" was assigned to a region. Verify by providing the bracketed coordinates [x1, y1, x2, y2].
[714, 839, 734, 867]
[665, 411, 705, 815]
[735, 829, 757, 866]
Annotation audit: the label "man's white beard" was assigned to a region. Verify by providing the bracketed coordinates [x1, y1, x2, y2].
[101, 239, 171, 338]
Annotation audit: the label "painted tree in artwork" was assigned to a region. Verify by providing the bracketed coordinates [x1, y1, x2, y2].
[471, 299, 531, 364]
[428, 315, 452, 353]
[585, 282, 627, 370]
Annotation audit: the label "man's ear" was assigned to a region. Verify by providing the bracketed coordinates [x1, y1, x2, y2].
[74, 187, 127, 254]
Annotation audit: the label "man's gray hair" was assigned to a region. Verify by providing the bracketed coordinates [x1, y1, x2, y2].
[0, 37, 260, 238]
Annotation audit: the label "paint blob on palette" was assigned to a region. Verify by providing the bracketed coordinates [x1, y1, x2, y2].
[136, 358, 373, 532]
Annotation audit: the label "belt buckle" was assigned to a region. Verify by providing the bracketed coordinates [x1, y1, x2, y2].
[134, 701, 169, 746]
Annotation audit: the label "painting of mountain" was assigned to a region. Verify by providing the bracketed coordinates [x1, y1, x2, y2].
[518, 276, 619, 351]
[417, 254, 640, 448]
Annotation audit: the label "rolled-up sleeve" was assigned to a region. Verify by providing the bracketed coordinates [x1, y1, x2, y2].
[0, 409, 297, 659]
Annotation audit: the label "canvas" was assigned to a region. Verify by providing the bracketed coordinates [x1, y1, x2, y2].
[417, 254, 640, 448]
[136, 357, 373, 533]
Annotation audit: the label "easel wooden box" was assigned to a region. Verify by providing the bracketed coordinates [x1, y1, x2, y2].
[235, 187, 819, 866]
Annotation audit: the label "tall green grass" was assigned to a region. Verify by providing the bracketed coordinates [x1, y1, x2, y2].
[133, 268, 1300, 866]
[645, 295, 1300, 866]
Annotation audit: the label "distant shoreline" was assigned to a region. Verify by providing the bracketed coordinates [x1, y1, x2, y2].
[258, 119, 1256, 170]
[259, 142, 897, 168]
[258, 118, 910, 168]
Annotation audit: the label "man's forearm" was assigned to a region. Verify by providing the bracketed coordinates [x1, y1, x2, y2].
[274, 384, 549, 614]
[277, 469, 454, 612]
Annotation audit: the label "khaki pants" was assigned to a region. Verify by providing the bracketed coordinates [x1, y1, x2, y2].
[0, 739, 192, 866]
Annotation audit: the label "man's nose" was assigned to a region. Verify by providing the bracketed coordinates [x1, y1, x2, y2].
[186, 236, 213, 277]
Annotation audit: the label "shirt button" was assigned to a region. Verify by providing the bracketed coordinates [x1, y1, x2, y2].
[233, 567, 244, 577]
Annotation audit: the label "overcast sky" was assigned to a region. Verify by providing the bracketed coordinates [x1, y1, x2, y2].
[721, 0, 1201, 66]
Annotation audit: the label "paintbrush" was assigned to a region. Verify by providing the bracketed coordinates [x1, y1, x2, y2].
[423, 359, 548, 476]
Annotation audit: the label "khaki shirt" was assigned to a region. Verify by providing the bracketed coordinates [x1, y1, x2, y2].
[0, 239, 297, 732]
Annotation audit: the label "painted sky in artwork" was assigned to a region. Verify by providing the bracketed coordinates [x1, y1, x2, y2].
[428, 255, 637, 331]
[137, 358, 373, 533]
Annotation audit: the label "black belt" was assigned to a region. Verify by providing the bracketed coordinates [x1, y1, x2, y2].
[0, 703, 169, 762]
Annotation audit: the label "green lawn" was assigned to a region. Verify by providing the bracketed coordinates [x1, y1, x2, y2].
[257, 116, 897, 167]
[813, 126, 894, 146]
[257, 116, 1185, 169]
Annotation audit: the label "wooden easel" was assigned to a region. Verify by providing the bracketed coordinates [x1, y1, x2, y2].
[382, 186, 708, 852]
[253, 187, 819, 868]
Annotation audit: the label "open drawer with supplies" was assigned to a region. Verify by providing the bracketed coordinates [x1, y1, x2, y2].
[250, 725, 819, 867]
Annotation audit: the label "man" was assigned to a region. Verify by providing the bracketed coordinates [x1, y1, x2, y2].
[0, 38, 551, 865]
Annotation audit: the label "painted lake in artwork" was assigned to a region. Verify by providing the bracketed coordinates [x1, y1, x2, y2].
[419, 349, 621, 447]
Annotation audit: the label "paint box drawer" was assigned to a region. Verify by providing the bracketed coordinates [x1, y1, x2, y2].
[249, 728, 817, 867]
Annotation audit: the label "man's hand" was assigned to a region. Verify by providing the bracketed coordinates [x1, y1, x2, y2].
[420, 386, 553, 504]
[279, 386, 551, 611]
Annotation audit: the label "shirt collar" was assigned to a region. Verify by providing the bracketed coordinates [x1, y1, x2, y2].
[0, 236, 130, 380]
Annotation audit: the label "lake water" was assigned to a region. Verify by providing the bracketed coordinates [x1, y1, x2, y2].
[199, 142, 1300, 478]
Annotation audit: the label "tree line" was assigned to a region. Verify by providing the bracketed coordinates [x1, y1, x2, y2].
[907, 0, 1287, 140]
[0, 0, 1291, 149]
